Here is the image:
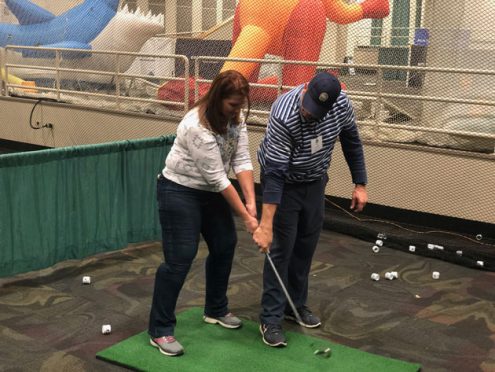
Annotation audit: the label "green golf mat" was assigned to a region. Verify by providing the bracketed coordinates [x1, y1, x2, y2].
[96, 307, 420, 372]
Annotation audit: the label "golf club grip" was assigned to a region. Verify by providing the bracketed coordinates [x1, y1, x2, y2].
[265, 253, 303, 325]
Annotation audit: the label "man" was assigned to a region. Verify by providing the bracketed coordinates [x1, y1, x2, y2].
[253, 71, 368, 347]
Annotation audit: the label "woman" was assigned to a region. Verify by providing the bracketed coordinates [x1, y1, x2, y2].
[148, 70, 258, 356]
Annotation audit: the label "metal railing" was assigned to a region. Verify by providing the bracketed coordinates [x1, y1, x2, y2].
[193, 55, 495, 143]
[2, 45, 190, 114]
[1, 46, 494, 151]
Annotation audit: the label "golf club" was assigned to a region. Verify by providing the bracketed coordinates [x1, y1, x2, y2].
[265, 252, 304, 326]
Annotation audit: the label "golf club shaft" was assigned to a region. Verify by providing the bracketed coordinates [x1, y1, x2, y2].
[265, 252, 303, 325]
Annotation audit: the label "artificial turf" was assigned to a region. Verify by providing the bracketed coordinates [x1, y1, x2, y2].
[96, 307, 420, 372]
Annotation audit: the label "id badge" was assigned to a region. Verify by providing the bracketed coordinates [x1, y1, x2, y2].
[311, 135, 323, 154]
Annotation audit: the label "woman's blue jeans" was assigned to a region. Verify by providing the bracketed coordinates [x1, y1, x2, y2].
[148, 176, 237, 337]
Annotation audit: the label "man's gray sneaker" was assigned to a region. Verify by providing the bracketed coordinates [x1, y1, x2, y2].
[260, 323, 287, 347]
[203, 312, 242, 329]
[150, 336, 184, 356]
[285, 305, 321, 328]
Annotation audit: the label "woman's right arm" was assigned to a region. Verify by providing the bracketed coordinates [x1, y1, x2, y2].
[186, 125, 258, 233]
[221, 184, 258, 233]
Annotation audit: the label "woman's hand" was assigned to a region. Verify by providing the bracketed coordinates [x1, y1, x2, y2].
[245, 202, 257, 218]
[243, 214, 259, 234]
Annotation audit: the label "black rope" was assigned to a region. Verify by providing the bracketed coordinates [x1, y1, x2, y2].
[28, 98, 55, 130]
[29, 99, 43, 130]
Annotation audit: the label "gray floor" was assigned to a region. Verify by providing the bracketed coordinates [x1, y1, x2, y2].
[1, 223, 494, 371]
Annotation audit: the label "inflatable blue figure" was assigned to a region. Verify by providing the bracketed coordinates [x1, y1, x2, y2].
[0, 0, 119, 58]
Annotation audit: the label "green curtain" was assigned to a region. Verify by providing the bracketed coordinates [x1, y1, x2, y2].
[0, 135, 175, 277]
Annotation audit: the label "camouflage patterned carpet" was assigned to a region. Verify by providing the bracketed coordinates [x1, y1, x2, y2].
[1, 223, 494, 371]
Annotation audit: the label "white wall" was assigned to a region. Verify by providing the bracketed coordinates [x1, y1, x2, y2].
[0, 97, 177, 148]
[328, 142, 494, 225]
[346, 19, 372, 56]
[0, 97, 493, 225]
[463, 0, 495, 50]
[422, 0, 495, 135]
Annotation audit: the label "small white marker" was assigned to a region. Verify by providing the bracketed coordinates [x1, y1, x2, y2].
[409, 245, 416, 252]
[102, 325, 112, 334]
[372, 245, 380, 253]
[427, 244, 444, 250]
[375, 240, 383, 247]
[82, 276, 91, 285]
[432, 271, 440, 279]
[371, 273, 380, 281]
[476, 261, 484, 267]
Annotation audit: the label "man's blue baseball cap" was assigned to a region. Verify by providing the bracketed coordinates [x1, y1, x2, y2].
[302, 72, 341, 120]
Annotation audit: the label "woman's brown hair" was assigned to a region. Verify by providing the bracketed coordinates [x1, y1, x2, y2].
[195, 70, 251, 135]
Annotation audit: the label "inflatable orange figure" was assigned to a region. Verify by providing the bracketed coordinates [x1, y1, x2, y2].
[159, 0, 389, 106]
[227, 0, 389, 84]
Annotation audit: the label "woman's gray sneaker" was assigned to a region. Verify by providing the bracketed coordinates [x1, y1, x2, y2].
[203, 312, 242, 329]
[150, 336, 184, 356]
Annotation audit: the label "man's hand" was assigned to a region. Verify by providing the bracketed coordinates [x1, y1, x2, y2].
[350, 184, 368, 212]
[253, 225, 272, 253]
